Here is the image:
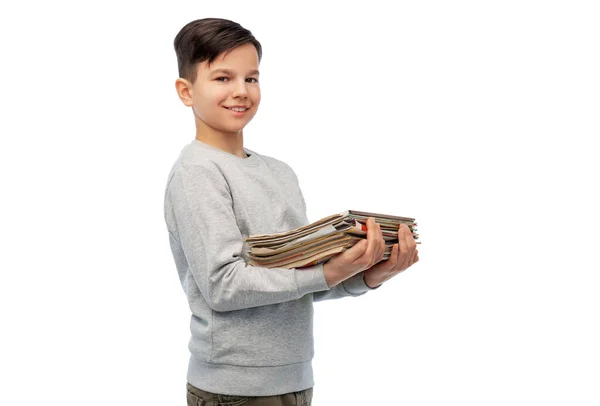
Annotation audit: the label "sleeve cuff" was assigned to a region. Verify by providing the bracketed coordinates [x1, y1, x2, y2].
[342, 272, 380, 295]
[295, 263, 331, 297]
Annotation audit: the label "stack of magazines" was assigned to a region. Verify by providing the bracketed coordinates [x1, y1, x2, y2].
[245, 210, 419, 269]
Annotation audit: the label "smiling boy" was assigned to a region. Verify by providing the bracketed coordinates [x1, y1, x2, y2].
[164, 18, 419, 406]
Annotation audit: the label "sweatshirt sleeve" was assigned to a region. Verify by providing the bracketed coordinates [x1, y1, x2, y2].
[165, 162, 331, 312]
[312, 271, 380, 302]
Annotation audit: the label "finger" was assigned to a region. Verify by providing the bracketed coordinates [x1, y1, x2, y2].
[405, 232, 417, 262]
[344, 239, 368, 262]
[371, 243, 398, 273]
[397, 225, 409, 255]
[396, 225, 410, 270]
[405, 227, 417, 250]
[378, 241, 386, 263]
[375, 223, 385, 263]
[379, 231, 386, 262]
[363, 217, 377, 260]
[389, 243, 399, 267]
[408, 247, 418, 266]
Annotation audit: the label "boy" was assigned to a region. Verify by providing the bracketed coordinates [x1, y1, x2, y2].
[163, 18, 419, 406]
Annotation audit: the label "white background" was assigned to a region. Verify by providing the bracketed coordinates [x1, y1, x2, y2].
[1, 1, 599, 405]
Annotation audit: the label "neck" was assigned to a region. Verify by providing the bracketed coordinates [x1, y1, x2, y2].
[194, 119, 247, 158]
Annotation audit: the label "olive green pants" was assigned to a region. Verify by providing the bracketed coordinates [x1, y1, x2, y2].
[187, 382, 313, 406]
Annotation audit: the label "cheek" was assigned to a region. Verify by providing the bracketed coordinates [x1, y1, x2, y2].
[198, 85, 228, 107]
[212, 91, 230, 107]
[252, 88, 261, 105]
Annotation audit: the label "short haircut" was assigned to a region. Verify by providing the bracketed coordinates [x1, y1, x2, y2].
[174, 18, 262, 84]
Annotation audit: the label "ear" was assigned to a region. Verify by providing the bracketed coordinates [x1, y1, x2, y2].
[175, 78, 194, 107]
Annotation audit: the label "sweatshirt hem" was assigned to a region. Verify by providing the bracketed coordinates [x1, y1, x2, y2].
[187, 356, 314, 396]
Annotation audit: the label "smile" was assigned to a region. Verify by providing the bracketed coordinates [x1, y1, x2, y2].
[224, 107, 249, 112]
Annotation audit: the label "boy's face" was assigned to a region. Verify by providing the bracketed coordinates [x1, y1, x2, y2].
[186, 43, 261, 136]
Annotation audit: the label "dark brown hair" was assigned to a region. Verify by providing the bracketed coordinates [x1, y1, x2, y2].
[174, 18, 262, 84]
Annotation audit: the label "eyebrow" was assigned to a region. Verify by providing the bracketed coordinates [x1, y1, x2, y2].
[210, 68, 260, 76]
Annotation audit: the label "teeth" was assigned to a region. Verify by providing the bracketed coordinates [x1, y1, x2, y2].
[229, 107, 247, 112]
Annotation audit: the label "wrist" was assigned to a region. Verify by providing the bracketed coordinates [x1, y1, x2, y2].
[363, 273, 382, 289]
[323, 262, 340, 288]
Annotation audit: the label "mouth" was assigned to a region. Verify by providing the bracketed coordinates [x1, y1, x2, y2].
[223, 106, 250, 112]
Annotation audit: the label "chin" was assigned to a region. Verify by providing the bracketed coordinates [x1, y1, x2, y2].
[219, 124, 247, 135]
[226, 119, 255, 132]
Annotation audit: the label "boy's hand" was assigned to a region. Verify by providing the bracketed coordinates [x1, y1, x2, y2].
[323, 217, 386, 287]
[363, 224, 419, 288]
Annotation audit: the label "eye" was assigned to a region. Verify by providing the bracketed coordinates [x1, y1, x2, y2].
[215, 77, 229, 82]
[246, 78, 259, 83]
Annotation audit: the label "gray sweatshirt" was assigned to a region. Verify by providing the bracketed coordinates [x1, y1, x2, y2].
[163, 140, 373, 396]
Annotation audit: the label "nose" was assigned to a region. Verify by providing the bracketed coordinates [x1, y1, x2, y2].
[231, 79, 249, 99]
